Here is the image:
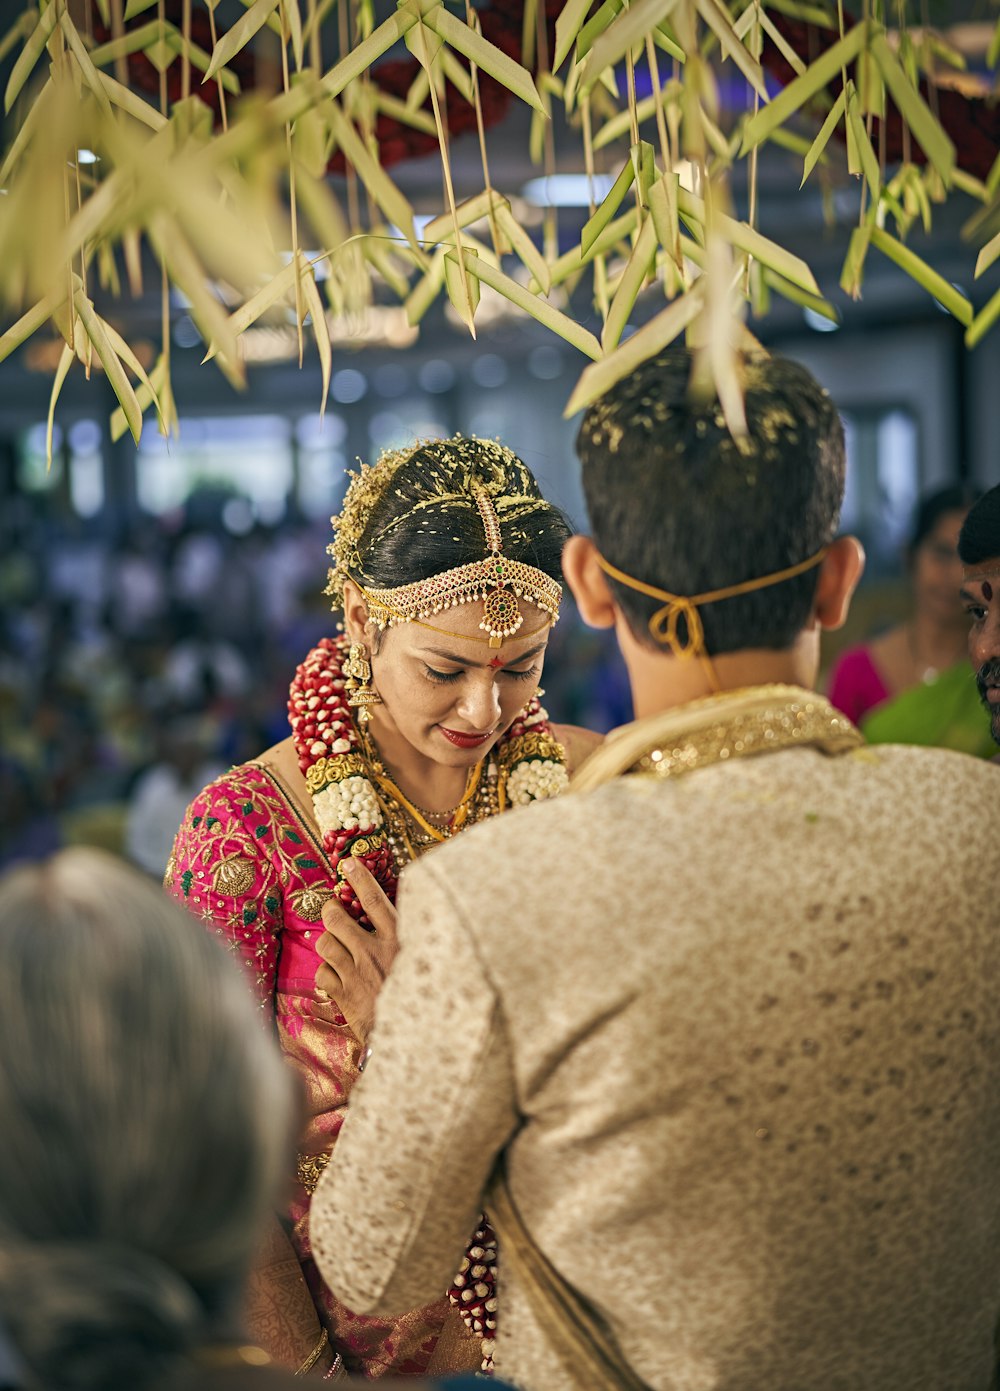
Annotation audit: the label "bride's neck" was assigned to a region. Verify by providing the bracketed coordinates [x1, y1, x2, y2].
[365, 711, 474, 811]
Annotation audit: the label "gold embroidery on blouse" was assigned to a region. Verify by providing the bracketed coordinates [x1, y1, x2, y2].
[291, 886, 334, 922]
[297, 1151, 332, 1195]
[212, 853, 256, 897]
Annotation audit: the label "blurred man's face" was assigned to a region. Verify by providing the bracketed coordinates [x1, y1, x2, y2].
[961, 558, 1000, 744]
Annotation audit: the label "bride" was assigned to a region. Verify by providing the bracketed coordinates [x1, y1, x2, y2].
[166, 435, 600, 1380]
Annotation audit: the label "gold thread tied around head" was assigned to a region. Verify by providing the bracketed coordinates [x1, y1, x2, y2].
[596, 548, 829, 658]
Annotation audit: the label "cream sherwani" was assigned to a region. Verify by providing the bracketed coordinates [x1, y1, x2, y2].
[311, 687, 1000, 1391]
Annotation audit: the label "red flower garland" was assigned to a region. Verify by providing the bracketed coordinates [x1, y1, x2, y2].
[288, 632, 563, 1372]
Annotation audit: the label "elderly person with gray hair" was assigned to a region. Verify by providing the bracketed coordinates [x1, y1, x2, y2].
[0, 849, 316, 1391]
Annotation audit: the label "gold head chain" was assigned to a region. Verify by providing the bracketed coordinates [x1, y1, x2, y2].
[327, 440, 562, 648]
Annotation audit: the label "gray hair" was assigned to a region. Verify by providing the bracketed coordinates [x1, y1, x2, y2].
[0, 849, 296, 1390]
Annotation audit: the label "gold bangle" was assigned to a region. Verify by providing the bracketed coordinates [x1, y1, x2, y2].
[296, 1327, 329, 1377]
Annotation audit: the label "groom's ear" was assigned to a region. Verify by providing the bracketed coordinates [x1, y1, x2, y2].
[812, 535, 865, 632]
[562, 535, 617, 631]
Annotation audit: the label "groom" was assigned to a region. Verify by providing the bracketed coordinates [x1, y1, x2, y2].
[310, 351, 1000, 1391]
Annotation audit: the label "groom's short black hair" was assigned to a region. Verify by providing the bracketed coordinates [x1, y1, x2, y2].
[958, 484, 1000, 567]
[576, 350, 846, 655]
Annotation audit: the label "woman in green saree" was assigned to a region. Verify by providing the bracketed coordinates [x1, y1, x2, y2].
[827, 486, 994, 758]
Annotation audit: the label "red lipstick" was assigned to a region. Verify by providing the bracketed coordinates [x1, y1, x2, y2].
[439, 727, 493, 748]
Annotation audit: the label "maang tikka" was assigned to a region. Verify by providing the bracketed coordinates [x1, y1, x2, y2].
[343, 642, 381, 724]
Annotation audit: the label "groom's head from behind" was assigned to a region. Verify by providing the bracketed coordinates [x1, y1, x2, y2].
[564, 350, 864, 698]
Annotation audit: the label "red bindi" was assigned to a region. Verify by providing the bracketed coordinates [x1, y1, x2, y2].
[984, 580, 993, 602]
[489, 654, 504, 669]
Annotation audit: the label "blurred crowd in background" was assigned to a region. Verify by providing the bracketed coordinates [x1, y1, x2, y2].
[0, 486, 631, 877]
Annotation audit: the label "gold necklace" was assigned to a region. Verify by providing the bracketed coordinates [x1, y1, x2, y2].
[359, 727, 484, 846]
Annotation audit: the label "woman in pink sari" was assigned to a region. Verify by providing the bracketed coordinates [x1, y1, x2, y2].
[166, 437, 599, 1379]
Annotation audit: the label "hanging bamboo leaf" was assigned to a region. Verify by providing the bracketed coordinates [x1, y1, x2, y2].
[575, 0, 624, 63]
[449, 248, 602, 358]
[205, 0, 281, 82]
[100, 320, 165, 429]
[495, 203, 550, 295]
[202, 257, 300, 361]
[47, 342, 75, 472]
[405, 248, 447, 325]
[840, 223, 871, 298]
[975, 228, 1000, 281]
[676, 187, 821, 294]
[951, 169, 987, 202]
[295, 164, 351, 261]
[651, 24, 685, 64]
[282, 0, 304, 73]
[405, 65, 431, 111]
[423, 190, 506, 243]
[869, 226, 971, 325]
[763, 0, 837, 23]
[422, 5, 546, 114]
[564, 284, 705, 415]
[320, 9, 418, 98]
[966, 284, 1000, 351]
[89, 20, 162, 66]
[536, 207, 639, 291]
[648, 171, 681, 268]
[444, 251, 480, 330]
[801, 87, 845, 186]
[581, 0, 681, 94]
[554, 0, 594, 72]
[740, 21, 867, 155]
[300, 259, 332, 409]
[5, 2, 57, 112]
[593, 82, 678, 151]
[761, 266, 839, 322]
[111, 358, 158, 441]
[0, 288, 67, 367]
[327, 103, 418, 249]
[870, 32, 954, 185]
[692, 0, 767, 100]
[581, 159, 635, 256]
[0, 9, 38, 70]
[375, 89, 436, 137]
[439, 46, 475, 103]
[632, 140, 656, 204]
[97, 70, 169, 128]
[59, 11, 114, 118]
[163, 28, 242, 93]
[602, 213, 658, 349]
[846, 86, 880, 199]
[363, 237, 413, 299]
[148, 217, 243, 384]
[988, 14, 1000, 71]
[73, 289, 144, 444]
[745, 7, 804, 76]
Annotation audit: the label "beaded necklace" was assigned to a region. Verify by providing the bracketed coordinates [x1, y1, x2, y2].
[287, 633, 569, 1368]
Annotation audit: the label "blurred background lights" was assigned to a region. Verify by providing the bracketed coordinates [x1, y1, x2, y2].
[470, 354, 508, 388]
[417, 359, 456, 395]
[331, 368, 367, 404]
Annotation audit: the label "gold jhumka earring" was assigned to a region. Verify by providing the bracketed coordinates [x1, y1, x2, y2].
[343, 642, 381, 724]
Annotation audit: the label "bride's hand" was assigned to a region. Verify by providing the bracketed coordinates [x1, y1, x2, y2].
[315, 860, 399, 1046]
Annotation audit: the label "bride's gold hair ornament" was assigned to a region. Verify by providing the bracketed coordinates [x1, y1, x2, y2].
[326, 437, 562, 648]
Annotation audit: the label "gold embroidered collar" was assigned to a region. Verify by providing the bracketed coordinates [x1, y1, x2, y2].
[571, 684, 861, 793]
